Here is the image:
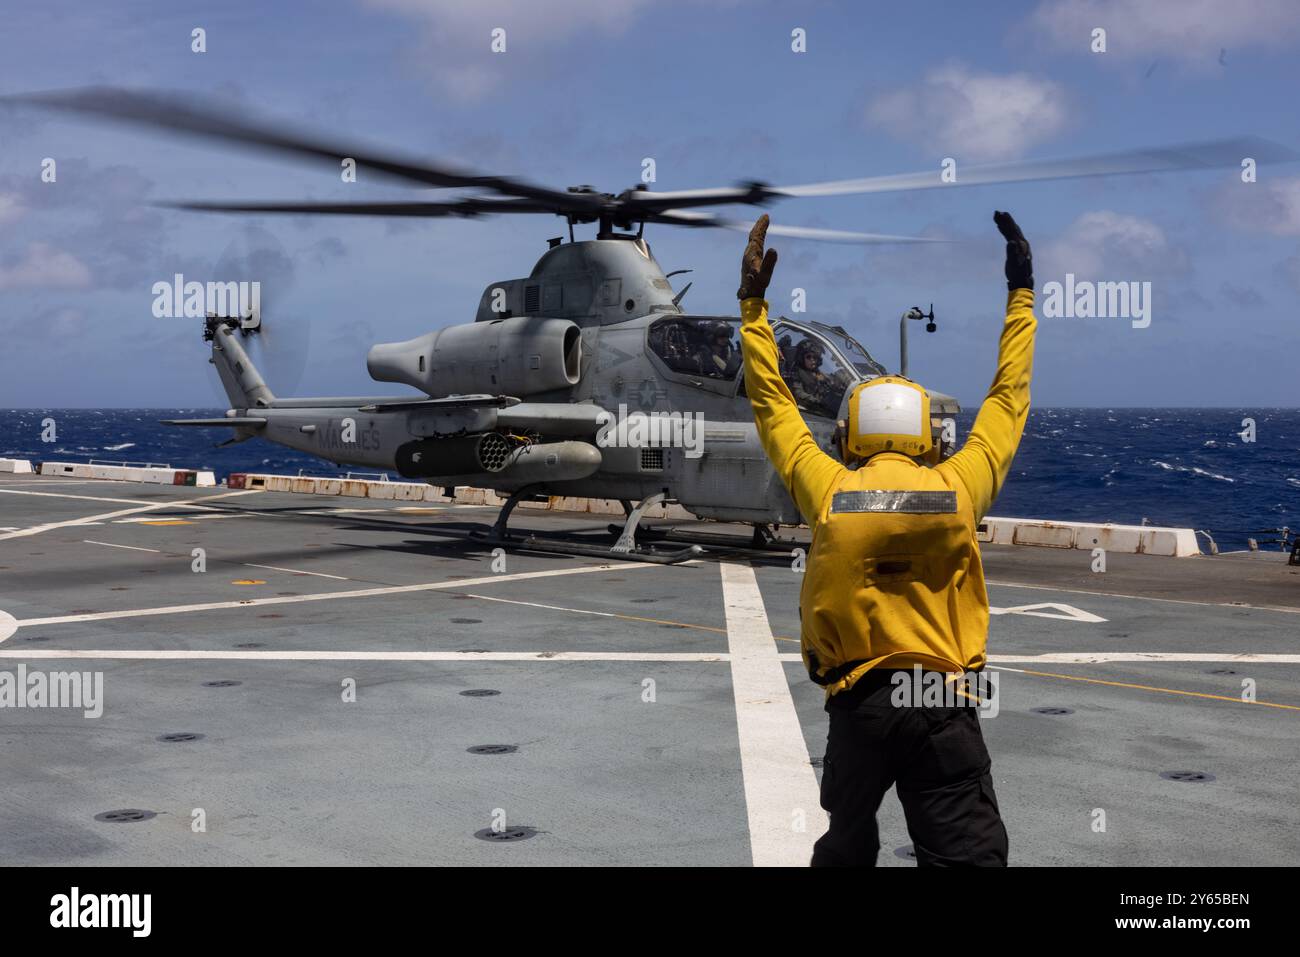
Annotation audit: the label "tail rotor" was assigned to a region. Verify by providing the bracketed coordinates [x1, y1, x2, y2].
[204, 225, 311, 406]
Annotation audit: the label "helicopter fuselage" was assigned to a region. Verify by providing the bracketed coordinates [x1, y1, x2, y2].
[198, 237, 959, 528]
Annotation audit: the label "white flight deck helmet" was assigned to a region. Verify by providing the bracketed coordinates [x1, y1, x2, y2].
[841, 375, 937, 465]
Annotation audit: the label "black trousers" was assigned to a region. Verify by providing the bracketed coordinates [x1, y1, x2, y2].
[811, 672, 1009, 867]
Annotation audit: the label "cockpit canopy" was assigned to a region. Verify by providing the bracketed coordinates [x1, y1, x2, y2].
[647, 314, 888, 420]
[801, 320, 888, 378]
[648, 316, 742, 380]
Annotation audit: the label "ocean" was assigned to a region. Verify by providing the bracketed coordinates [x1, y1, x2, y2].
[1, 407, 1296, 552]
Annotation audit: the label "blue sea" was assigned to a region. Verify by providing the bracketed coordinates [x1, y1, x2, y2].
[1, 408, 1296, 551]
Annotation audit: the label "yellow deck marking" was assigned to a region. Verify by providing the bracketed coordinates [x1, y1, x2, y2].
[243, 562, 349, 581]
[5, 562, 667, 633]
[988, 665, 1300, 712]
[0, 488, 260, 542]
[461, 592, 726, 636]
[988, 577, 1300, 615]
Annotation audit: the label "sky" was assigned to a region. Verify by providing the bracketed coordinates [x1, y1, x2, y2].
[1, 0, 1299, 408]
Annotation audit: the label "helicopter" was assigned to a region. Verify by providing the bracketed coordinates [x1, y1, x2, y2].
[8, 88, 1294, 562]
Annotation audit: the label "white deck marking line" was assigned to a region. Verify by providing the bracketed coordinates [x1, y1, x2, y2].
[6, 561, 662, 631]
[0, 480, 132, 486]
[0, 502, 184, 541]
[0, 488, 262, 542]
[243, 562, 349, 581]
[298, 505, 495, 515]
[462, 594, 620, 619]
[720, 561, 826, 867]
[777, 653, 1300, 664]
[0, 488, 201, 506]
[10, 650, 1300, 665]
[83, 540, 162, 553]
[114, 512, 260, 523]
[0, 649, 726, 662]
[987, 578, 1300, 615]
[77, 547, 354, 578]
[990, 602, 1107, 623]
[990, 652, 1300, 664]
[458, 590, 719, 637]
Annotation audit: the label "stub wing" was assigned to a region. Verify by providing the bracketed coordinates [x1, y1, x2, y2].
[160, 417, 268, 427]
[356, 394, 519, 413]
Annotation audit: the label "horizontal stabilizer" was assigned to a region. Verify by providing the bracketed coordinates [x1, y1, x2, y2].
[161, 417, 268, 427]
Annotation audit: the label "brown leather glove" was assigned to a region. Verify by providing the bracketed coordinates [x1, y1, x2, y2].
[738, 214, 779, 301]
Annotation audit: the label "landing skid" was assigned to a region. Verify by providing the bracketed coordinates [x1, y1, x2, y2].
[473, 485, 703, 565]
[610, 521, 804, 555]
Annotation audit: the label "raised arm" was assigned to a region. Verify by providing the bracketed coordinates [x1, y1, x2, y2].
[936, 211, 1038, 523]
[737, 216, 845, 528]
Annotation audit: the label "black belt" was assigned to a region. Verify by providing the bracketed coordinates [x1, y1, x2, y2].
[806, 649, 867, 688]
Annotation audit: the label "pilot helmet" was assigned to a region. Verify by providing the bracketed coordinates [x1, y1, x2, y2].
[794, 339, 823, 365]
[703, 320, 733, 349]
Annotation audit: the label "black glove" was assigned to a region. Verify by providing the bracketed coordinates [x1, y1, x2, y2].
[994, 210, 1033, 292]
[738, 214, 778, 301]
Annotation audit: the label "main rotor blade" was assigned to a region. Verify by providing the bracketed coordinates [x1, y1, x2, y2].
[624, 185, 768, 212]
[5, 86, 598, 212]
[768, 136, 1297, 198]
[159, 197, 557, 217]
[628, 136, 1297, 210]
[649, 209, 946, 244]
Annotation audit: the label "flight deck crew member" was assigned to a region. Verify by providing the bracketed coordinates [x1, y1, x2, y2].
[737, 211, 1037, 867]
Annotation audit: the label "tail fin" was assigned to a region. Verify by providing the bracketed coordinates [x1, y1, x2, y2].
[211, 323, 274, 409]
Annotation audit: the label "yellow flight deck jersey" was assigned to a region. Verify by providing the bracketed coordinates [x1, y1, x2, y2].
[739, 289, 1036, 697]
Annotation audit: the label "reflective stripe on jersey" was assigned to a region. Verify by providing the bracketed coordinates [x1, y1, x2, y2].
[830, 490, 957, 514]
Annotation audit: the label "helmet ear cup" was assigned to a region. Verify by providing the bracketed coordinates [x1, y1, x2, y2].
[928, 415, 951, 464]
[834, 419, 850, 462]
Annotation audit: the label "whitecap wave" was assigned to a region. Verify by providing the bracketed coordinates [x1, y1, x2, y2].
[1151, 460, 1235, 483]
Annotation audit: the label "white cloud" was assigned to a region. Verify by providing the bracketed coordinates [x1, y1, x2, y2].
[362, 0, 671, 100]
[0, 194, 24, 226]
[0, 243, 93, 290]
[1039, 211, 1187, 280]
[1279, 250, 1300, 293]
[865, 65, 1068, 162]
[1214, 176, 1300, 236]
[365, 0, 655, 35]
[42, 307, 86, 340]
[1031, 0, 1300, 63]
[5, 305, 89, 348]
